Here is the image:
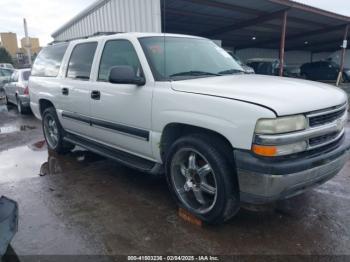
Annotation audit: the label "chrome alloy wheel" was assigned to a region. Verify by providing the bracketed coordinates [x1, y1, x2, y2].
[170, 148, 218, 214]
[43, 115, 59, 148]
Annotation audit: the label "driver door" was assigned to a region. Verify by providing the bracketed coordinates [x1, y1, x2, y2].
[88, 39, 153, 159]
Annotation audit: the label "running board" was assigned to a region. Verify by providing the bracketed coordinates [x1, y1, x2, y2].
[64, 133, 163, 175]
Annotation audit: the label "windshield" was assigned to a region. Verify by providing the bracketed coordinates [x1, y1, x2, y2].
[139, 36, 244, 81]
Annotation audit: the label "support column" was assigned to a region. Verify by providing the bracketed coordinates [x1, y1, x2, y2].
[336, 24, 349, 86]
[279, 11, 288, 77]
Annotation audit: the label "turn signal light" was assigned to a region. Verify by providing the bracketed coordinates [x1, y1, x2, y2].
[252, 144, 277, 157]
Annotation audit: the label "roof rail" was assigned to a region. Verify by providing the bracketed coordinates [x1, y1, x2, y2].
[48, 31, 123, 45]
[91, 31, 123, 37]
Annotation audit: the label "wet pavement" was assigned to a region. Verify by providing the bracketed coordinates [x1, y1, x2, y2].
[1, 99, 350, 257]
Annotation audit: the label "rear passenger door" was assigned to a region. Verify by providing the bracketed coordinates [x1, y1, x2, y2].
[88, 39, 153, 158]
[58, 42, 98, 136]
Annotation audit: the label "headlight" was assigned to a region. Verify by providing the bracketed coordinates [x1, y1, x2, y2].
[253, 115, 308, 157]
[255, 115, 307, 134]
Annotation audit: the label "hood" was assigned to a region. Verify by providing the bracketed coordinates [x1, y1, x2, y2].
[171, 74, 348, 116]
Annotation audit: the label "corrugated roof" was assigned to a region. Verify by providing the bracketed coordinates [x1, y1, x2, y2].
[52, 0, 350, 52]
[163, 0, 350, 51]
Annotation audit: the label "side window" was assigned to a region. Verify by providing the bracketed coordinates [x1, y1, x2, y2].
[67, 42, 97, 80]
[31, 43, 68, 77]
[98, 40, 142, 82]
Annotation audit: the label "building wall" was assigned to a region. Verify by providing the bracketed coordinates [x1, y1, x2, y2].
[52, 0, 162, 41]
[20, 37, 41, 55]
[0, 32, 18, 57]
[312, 52, 332, 62]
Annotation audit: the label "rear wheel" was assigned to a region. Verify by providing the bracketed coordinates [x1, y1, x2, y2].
[165, 134, 240, 224]
[42, 107, 74, 154]
[16, 97, 27, 114]
[4, 95, 8, 105]
[17, 97, 23, 114]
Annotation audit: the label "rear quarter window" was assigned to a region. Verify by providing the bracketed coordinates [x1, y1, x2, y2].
[31, 43, 68, 77]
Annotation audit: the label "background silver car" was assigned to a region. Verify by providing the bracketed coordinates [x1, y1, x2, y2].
[0, 68, 13, 91]
[4, 69, 31, 114]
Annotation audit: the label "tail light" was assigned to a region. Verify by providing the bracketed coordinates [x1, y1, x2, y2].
[24, 85, 29, 95]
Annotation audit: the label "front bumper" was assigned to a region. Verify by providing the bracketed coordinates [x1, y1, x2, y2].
[235, 130, 350, 204]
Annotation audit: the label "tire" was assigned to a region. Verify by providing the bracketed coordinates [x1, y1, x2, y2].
[16, 97, 25, 114]
[165, 134, 240, 224]
[42, 107, 74, 154]
[4, 95, 8, 105]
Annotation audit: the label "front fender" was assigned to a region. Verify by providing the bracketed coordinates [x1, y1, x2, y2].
[152, 87, 276, 161]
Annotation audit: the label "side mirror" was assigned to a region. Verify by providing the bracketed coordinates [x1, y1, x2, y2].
[109, 66, 145, 86]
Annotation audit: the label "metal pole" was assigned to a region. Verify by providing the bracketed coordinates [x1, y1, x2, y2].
[23, 18, 32, 66]
[279, 11, 288, 77]
[336, 24, 349, 86]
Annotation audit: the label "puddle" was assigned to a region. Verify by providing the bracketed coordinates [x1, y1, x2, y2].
[0, 105, 8, 113]
[0, 143, 48, 183]
[39, 149, 104, 176]
[0, 140, 105, 183]
[0, 125, 36, 134]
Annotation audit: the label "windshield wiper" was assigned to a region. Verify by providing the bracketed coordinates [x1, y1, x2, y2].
[169, 71, 221, 77]
[218, 69, 245, 75]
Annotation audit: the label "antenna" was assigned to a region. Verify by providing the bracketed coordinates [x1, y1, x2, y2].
[23, 18, 32, 66]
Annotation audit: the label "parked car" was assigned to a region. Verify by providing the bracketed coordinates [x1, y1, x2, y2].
[246, 58, 281, 76]
[225, 50, 255, 74]
[29, 33, 350, 224]
[284, 65, 301, 78]
[328, 49, 350, 69]
[4, 68, 31, 113]
[300, 61, 350, 82]
[0, 63, 14, 69]
[0, 68, 13, 91]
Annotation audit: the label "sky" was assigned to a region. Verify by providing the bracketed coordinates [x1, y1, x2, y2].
[0, 0, 349, 47]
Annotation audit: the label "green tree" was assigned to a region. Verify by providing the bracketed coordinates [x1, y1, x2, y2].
[0, 47, 13, 64]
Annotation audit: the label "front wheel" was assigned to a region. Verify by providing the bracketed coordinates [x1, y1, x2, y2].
[165, 135, 240, 224]
[42, 107, 74, 154]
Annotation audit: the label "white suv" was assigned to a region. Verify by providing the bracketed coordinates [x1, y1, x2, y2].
[29, 33, 350, 224]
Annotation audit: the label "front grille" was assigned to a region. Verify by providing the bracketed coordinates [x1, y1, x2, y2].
[309, 132, 339, 147]
[309, 108, 346, 127]
[306, 103, 347, 149]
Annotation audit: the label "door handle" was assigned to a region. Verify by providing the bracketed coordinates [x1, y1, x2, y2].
[62, 88, 69, 96]
[91, 90, 101, 100]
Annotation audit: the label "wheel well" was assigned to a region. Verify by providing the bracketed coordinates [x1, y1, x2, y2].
[39, 99, 55, 116]
[160, 123, 234, 164]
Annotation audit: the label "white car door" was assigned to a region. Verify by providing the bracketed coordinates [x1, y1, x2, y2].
[57, 42, 98, 137]
[88, 39, 153, 159]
